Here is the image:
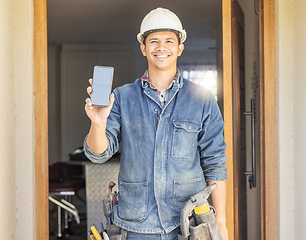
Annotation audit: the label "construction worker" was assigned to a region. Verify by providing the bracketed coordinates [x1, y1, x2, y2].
[84, 7, 228, 240]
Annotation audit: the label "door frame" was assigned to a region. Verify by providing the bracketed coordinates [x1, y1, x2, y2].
[258, 0, 276, 239]
[222, 0, 234, 238]
[34, 0, 49, 239]
[34, 0, 276, 239]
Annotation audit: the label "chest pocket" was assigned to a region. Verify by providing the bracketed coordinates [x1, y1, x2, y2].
[171, 120, 202, 161]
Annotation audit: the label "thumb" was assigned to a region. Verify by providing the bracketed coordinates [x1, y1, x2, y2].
[108, 93, 115, 109]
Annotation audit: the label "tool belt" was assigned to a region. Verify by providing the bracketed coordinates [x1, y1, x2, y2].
[91, 211, 219, 240]
[177, 209, 221, 240]
[177, 184, 222, 240]
[106, 225, 127, 240]
[90, 182, 221, 240]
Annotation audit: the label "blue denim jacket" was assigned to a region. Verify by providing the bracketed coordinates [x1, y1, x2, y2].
[84, 73, 227, 234]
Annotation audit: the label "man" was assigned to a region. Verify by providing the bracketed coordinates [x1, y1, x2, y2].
[84, 8, 228, 240]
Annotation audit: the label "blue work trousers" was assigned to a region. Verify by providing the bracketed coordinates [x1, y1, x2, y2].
[126, 227, 181, 240]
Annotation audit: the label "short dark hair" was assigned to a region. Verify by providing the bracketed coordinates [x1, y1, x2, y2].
[143, 29, 181, 45]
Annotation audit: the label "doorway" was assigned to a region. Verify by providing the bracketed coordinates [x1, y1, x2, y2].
[34, 0, 277, 239]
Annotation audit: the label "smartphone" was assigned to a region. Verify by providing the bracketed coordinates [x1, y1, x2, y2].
[91, 66, 114, 106]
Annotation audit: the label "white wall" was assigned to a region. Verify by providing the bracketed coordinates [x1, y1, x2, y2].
[276, 0, 306, 239]
[291, 1, 306, 238]
[0, 0, 35, 239]
[276, 1, 295, 238]
[0, 2, 16, 238]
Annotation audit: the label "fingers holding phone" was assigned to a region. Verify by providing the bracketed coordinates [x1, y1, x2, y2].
[87, 80, 93, 97]
[85, 85, 115, 123]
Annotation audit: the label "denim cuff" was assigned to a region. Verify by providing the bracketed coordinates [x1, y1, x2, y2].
[205, 176, 227, 182]
[83, 135, 112, 163]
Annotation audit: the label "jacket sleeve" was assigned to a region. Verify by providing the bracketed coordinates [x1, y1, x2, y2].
[83, 89, 121, 163]
[198, 93, 227, 182]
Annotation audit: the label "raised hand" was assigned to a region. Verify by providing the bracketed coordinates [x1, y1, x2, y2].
[84, 78, 114, 124]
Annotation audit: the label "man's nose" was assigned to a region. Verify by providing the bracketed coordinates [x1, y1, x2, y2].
[156, 42, 167, 51]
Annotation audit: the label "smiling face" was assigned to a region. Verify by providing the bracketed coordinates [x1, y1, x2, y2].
[140, 31, 184, 72]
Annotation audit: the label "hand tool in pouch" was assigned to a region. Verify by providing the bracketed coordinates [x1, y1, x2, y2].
[177, 183, 222, 240]
[88, 230, 95, 240]
[91, 225, 103, 240]
[100, 222, 110, 240]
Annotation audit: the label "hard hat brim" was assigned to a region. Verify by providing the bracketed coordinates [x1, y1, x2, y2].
[137, 29, 186, 44]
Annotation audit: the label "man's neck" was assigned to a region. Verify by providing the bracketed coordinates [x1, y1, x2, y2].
[147, 68, 177, 92]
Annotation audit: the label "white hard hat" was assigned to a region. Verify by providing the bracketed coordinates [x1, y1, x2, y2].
[137, 7, 187, 44]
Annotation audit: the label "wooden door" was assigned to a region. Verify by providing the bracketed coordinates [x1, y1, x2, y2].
[232, 1, 247, 239]
[259, 0, 277, 238]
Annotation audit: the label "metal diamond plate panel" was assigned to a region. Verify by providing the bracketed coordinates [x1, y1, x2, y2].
[86, 161, 120, 239]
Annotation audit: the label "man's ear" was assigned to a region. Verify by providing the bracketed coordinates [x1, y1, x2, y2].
[140, 44, 147, 57]
[178, 44, 184, 57]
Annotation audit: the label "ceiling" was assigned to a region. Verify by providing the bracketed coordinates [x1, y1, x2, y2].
[47, 0, 222, 50]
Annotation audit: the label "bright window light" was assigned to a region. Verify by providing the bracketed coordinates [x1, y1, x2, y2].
[179, 65, 218, 99]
